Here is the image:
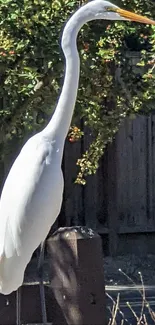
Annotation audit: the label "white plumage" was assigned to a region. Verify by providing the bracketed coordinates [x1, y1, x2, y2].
[0, 133, 64, 293]
[0, 0, 154, 294]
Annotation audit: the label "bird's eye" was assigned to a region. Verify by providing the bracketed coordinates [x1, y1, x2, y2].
[105, 7, 117, 12]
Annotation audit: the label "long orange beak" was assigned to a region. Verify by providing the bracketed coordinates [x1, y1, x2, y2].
[116, 8, 155, 25]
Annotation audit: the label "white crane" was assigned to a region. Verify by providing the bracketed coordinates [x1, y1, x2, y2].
[0, 0, 154, 297]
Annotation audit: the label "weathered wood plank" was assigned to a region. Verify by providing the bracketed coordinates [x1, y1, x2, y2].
[106, 139, 118, 256]
[132, 116, 147, 226]
[151, 114, 155, 225]
[115, 118, 133, 228]
[146, 115, 153, 225]
[83, 127, 99, 229]
[63, 135, 84, 227]
[95, 158, 108, 230]
[116, 116, 148, 231]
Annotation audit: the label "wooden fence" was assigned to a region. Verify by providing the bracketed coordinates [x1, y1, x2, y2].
[59, 114, 155, 256]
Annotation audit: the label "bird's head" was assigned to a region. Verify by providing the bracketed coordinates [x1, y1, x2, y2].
[92, 0, 155, 25]
[62, 0, 155, 51]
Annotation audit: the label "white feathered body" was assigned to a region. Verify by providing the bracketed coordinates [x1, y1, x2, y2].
[0, 133, 64, 294]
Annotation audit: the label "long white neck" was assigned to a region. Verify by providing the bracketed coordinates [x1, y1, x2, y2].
[42, 2, 100, 145]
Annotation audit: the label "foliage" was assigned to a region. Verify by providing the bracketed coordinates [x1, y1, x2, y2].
[0, 0, 155, 184]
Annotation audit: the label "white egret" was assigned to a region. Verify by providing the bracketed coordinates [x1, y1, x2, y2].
[0, 0, 154, 296]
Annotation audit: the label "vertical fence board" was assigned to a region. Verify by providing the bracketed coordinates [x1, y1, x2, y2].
[83, 128, 99, 229]
[63, 137, 84, 227]
[116, 118, 133, 228]
[107, 140, 118, 256]
[151, 114, 155, 225]
[115, 116, 148, 231]
[95, 161, 108, 230]
[83, 126, 107, 230]
[84, 171, 102, 230]
[132, 116, 147, 226]
[147, 115, 153, 225]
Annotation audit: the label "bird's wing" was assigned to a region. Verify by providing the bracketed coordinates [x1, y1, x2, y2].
[0, 134, 53, 259]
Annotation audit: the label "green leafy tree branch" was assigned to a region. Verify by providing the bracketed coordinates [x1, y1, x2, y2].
[0, 0, 155, 184]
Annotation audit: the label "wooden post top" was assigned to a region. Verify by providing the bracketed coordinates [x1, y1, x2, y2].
[48, 226, 99, 241]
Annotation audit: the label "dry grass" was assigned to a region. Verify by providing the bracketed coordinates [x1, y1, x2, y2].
[107, 270, 155, 325]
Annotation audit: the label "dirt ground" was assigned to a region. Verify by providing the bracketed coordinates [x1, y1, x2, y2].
[104, 254, 155, 286]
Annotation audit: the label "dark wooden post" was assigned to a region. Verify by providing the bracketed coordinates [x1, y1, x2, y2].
[47, 226, 106, 325]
